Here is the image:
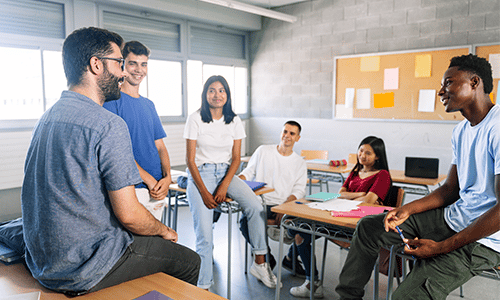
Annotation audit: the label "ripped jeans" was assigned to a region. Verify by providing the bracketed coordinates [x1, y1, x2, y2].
[335, 208, 500, 300]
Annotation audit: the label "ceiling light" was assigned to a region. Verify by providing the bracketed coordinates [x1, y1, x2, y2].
[199, 0, 297, 23]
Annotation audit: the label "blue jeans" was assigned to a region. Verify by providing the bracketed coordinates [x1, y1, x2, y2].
[288, 229, 318, 280]
[187, 163, 267, 289]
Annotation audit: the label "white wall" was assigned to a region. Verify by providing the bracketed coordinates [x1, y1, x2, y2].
[249, 117, 455, 173]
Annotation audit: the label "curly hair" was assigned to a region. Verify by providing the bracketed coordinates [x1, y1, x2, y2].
[449, 54, 493, 94]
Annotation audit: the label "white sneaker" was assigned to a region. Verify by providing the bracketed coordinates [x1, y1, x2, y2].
[267, 227, 293, 244]
[290, 280, 324, 298]
[250, 261, 282, 288]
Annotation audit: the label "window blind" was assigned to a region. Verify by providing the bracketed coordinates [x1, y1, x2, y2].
[0, 0, 65, 39]
[190, 26, 245, 60]
[102, 11, 180, 53]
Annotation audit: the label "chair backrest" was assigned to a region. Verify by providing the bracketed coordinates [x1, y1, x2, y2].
[301, 150, 328, 160]
[348, 153, 357, 164]
[384, 186, 405, 208]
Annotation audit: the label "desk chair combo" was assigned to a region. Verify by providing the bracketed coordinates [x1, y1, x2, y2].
[165, 183, 274, 300]
[302, 150, 330, 194]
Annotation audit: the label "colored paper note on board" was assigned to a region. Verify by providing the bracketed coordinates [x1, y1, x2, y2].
[415, 54, 432, 78]
[418, 89, 436, 112]
[373, 92, 394, 108]
[345, 88, 355, 108]
[335, 104, 353, 119]
[356, 88, 371, 109]
[490, 54, 500, 79]
[360, 56, 380, 72]
[384, 68, 399, 90]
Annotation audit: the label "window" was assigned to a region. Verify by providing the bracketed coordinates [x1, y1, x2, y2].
[187, 60, 248, 116]
[0, 47, 66, 121]
[140, 59, 183, 117]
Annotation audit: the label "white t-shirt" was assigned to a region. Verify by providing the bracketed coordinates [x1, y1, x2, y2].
[239, 144, 307, 206]
[183, 111, 246, 167]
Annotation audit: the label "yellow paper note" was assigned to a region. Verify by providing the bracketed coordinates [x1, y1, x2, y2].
[360, 56, 380, 72]
[415, 54, 432, 77]
[374, 92, 394, 108]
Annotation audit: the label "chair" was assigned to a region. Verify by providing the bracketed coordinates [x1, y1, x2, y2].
[301, 150, 330, 194]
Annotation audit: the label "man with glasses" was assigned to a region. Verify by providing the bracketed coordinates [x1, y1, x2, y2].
[104, 41, 172, 221]
[21, 27, 200, 295]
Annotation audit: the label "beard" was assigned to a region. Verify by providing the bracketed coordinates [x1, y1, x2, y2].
[98, 66, 123, 102]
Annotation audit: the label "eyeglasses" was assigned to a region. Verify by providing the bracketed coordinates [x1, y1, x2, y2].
[96, 56, 125, 71]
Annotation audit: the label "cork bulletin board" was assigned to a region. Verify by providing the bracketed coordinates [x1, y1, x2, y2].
[333, 47, 472, 121]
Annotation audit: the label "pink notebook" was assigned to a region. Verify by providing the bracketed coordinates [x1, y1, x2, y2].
[331, 206, 394, 218]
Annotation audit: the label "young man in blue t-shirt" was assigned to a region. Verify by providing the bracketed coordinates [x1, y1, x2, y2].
[104, 41, 172, 220]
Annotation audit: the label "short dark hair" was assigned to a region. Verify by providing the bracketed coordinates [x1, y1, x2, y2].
[352, 136, 390, 176]
[449, 54, 493, 94]
[122, 41, 150, 59]
[62, 27, 123, 87]
[200, 75, 236, 124]
[284, 120, 302, 133]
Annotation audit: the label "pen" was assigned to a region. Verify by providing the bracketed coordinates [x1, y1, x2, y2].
[396, 225, 412, 252]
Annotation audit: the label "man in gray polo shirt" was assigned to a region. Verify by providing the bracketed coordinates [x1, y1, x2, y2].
[21, 27, 199, 295]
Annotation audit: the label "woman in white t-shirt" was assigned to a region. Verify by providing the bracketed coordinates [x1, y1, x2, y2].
[183, 75, 277, 291]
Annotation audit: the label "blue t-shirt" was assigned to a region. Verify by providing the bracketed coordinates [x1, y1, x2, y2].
[445, 104, 500, 252]
[104, 92, 166, 188]
[21, 91, 142, 292]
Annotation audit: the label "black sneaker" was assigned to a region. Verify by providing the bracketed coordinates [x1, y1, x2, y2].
[282, 257, 306, 278]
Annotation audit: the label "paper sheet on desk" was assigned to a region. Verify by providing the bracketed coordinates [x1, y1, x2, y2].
[307, 199, 362, 211]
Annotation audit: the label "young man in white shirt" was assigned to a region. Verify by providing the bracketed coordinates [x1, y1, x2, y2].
[238, 121, 308, 280]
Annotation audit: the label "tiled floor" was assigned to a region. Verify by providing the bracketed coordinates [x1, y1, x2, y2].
[172, 182, 500, 300]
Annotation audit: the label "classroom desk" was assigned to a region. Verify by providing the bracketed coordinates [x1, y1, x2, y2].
[389, 170, 447, 195]
[305, 162, 447, 196]
[0, 263, 225, 300]
[306, 162, 354, 183]
[272, 200, 362, 300]
[165, 183, 274, 299]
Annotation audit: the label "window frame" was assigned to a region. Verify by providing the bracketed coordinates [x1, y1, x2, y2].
[0, 1, 251, 131]
[0, 0, 71, 131]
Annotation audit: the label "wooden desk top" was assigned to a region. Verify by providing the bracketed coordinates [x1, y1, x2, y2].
[389, 170, 447, 186]
[271, 200, 361, 229]
[306, 162, 354, 174]
[0, 264, 226, 300]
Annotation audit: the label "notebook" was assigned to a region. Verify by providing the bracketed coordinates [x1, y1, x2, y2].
[331, 206, 394, 218]
[305, 192, 341, 202]
[405, 157, 439, 179]
[243, 180, 267, 191]
[133, 290, 173, 300]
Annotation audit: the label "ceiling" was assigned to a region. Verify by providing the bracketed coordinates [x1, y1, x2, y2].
[237, 0, 307, 8]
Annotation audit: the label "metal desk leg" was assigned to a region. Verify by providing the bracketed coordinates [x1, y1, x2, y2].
[227, 205, 232, 300]
[172, 193, 180, 232]
[310, 223, 316, 300]
[275, 217, 285, 300]
[167, 191, 173, 228]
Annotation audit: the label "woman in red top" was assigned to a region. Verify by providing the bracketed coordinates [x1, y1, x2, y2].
[340, 136, 391, 205]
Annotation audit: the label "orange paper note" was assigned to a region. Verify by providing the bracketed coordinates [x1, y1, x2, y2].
[374, 92, 394, 108]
